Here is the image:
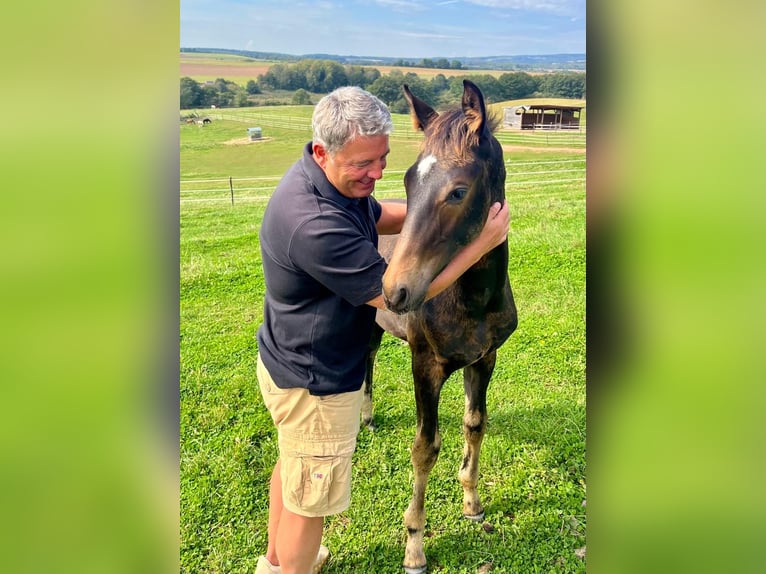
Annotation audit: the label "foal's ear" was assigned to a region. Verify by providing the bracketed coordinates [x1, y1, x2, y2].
[461, 79, 486, 136]
[403, 84, 438, 131]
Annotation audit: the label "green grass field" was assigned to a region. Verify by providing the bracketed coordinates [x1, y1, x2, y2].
[180, 107, 586, 573]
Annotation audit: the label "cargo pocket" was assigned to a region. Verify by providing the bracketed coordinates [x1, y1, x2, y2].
[285, 455, 334, 515]
[325, 453, 352, 512]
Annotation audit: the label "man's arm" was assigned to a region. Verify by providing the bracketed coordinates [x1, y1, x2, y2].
[367, 201, 510, 310]
[375, 200, 407, 235]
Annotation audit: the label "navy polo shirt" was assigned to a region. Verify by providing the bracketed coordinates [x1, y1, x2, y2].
[257, 142, 387, 395]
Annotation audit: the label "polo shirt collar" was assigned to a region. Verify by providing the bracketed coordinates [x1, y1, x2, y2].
[302, 142, 357, 209]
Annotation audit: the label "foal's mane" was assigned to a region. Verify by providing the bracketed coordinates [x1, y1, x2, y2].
[421, 107, 501, 166]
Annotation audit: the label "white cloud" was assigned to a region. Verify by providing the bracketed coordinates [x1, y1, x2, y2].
[463, 0, 581, 16]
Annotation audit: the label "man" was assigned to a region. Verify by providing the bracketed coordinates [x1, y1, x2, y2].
[255, 86, 509, 574]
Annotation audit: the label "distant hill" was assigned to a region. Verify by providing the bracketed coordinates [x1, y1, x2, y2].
[180, 48, 585, 72]
[458, 54, 585, 71]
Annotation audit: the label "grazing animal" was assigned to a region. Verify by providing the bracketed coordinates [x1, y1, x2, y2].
[363, 80, 518, 574]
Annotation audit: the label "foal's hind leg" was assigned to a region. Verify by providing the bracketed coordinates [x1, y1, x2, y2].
[460, 351, 496, 521]
[361, 324, 384, 429]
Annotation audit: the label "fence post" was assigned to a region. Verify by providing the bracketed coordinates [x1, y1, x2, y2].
[230, 177, 234, 205]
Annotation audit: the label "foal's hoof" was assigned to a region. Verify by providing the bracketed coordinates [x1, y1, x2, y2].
[404, 565, 427, 574]
[361, 416, 377, 431]
[464, 511, 485, 522]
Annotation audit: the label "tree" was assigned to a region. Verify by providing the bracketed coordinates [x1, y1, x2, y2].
[361, 67, 381, 87]
[303, 61, 326, 92]
[498, 72, 538, 100]
[537, 73, 585, 99]
[446, 75, 503, 104]
[368, 72, 405, 107]
[430, 73, 449, 95]
[245, 79, 261, 95]
[214, 77, 230, 93]
[236, 89, 251, 107]
[197, 85, 215, 107]
[345, 65, 369, 88]
[294, 59, 348, 92]
[344, 65, 380, 89]
[259, 63, 301, 90]
[180, 77, 203, 109]
[321, 61, 348, 92]
[403, 73, 434, 104]
[370, 73, 435, 114]
[472, 75, 504, 103]
[292, 89, 313, 105]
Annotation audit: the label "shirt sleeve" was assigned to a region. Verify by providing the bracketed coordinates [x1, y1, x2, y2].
[289, 212, 386, 307]
[370, 196, 383, 223]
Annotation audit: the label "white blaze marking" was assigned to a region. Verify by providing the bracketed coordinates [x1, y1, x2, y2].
[417, 154, 437, 182]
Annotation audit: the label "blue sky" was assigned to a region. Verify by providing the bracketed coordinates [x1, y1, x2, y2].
[180, 0, 585, 58]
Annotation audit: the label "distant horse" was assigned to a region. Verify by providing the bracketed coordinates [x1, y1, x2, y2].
[363, 80, 518, 574]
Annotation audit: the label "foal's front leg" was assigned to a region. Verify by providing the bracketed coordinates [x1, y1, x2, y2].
[403, 360, 445, 574]
[459, 351, 496, 521]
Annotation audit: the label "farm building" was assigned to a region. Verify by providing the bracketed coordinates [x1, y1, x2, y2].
[503, 102, 584, 130]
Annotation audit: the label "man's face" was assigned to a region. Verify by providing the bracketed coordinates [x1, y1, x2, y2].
[313, 134, 390, 199]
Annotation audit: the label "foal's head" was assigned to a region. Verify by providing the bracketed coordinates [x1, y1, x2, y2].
[382, 80, 506, 314]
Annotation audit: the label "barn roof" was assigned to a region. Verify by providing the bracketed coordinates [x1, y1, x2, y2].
[499, 98, 586, 111]
[525, 104, 582, 110]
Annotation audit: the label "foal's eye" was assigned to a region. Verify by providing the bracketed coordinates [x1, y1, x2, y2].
[447, 187, 468, 204]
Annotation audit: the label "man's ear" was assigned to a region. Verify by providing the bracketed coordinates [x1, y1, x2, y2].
[312, 142, 329, 169]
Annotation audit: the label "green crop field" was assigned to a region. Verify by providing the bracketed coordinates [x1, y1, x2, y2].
[180, 106, 586, 573]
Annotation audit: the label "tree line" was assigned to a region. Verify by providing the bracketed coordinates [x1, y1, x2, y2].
[180, 59, 585, 111]
[390, 58, 463, 70]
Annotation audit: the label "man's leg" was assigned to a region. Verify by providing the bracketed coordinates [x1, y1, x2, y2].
[264, 459, 284, 567]
[276, 504, 323, 574]
[257, 355, 360, 573]
[265, 459, 324, 574]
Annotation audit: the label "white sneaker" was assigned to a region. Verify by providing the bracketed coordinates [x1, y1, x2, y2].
[255, 555, 280, 574]
[312, 545, 330, 573]
[255, 545, 330, 574]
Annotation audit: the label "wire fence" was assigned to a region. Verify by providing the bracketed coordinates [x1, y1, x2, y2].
[207, 111, 586, 147]
[180, 157, 585, 205]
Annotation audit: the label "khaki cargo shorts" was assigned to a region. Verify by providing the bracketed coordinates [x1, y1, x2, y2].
[257, 353, 363, 517]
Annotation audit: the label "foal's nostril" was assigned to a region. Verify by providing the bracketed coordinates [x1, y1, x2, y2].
[398, 286, 409, 306]
[385, 285, 410, 314]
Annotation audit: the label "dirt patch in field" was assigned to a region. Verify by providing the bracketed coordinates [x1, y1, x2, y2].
[502, 144, 585, 154]
[223, 136, 274, 146]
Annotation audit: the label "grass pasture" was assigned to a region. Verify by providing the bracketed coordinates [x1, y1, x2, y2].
[180, 107, 586, 573]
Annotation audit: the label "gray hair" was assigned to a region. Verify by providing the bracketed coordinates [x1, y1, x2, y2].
[312, 86, 393, 155]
